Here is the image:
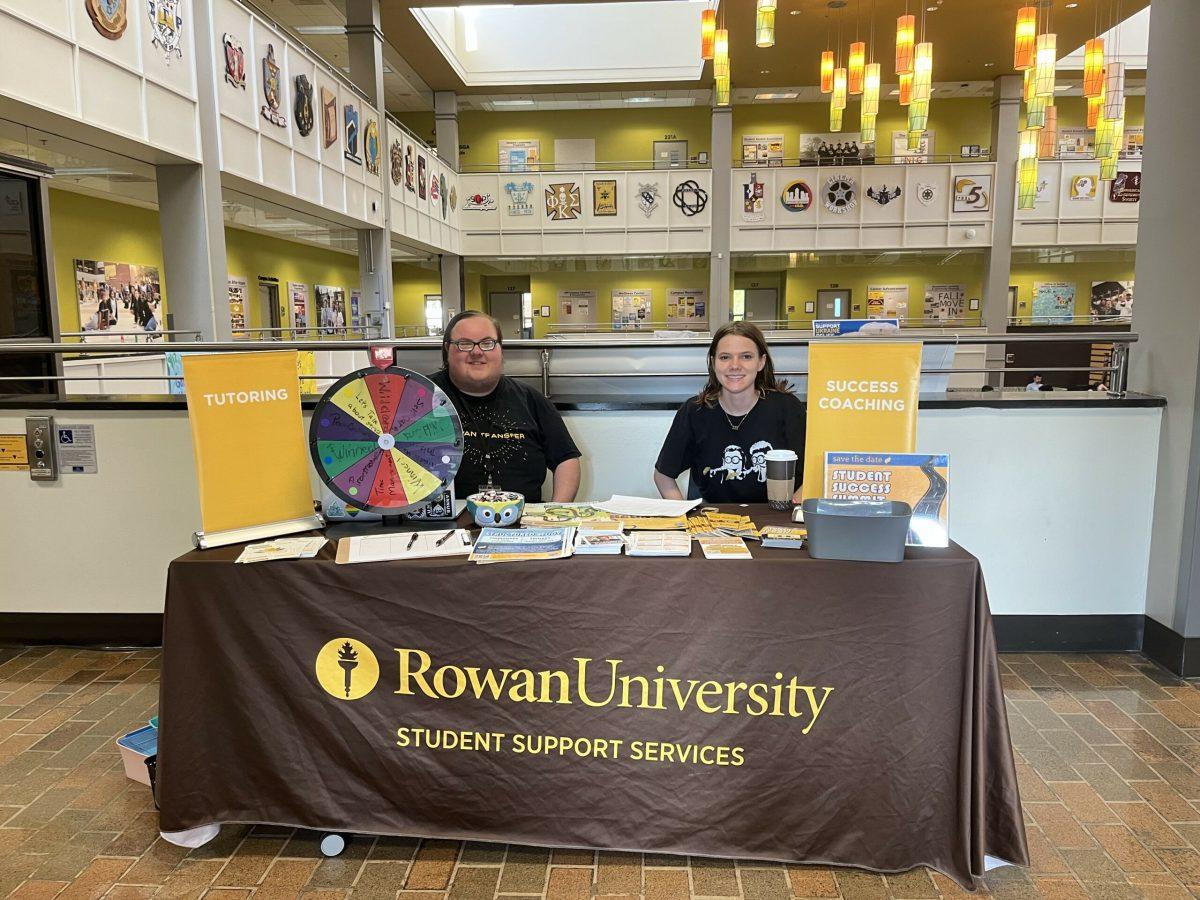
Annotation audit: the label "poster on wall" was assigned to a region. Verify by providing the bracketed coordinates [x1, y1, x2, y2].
[592, 179, 618, 216]
[350, 290, 362, 330]
[1069, 173, 1098, 202]
[924, 284, 965, 321]
[742, 134, 784, 166]
[557, 289, 596, 325]
[667, 289, 707, 328]
[1035, 166, 1059, 205]
[74, 259, 162, 343]
[1056, 128, 1093, 160]
[288, 281, 309, 334]
[866, 285, 909, 320]
[1119, 127, 1144, 159]
[1033, 282, 1076, 324]
[499, 139, 540, 172]
[799, 133, 872, 165]
[227, 275, 248, 337]
[891, 131, 935, 165]
[611, 289, 652, 330]
[315, 285, 346, 334]
[1091, 281, 1133, 321]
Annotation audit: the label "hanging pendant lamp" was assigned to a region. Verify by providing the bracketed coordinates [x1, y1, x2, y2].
[1083, 38, 1105, 98]
[899, 71, 914, 106]
[832, 67, 848, 110]
[756, 0, 775, 48]
[713, 28, 729, 78]
[715, 74, 731, 107]
[1087, 77, 1106, 129]
[1037, 105, 1058, 159]
[1018, 128, 1039, 210]
[849, 41, 866, 94]
[1034, 33, 1056, 98]
[1026, 95, 1048, 130]
[895, 15, 915, 74]
[1104, 62, 1126, 121]
[820, 51, 835, 94]
[1022, 68, 1035, 104]
[700, 9, 716, 60]
[912, 42, 933, 103]
[1014, 6, 1037, 71]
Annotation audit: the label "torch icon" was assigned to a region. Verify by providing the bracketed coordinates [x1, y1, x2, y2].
[337, 641, 359, 698]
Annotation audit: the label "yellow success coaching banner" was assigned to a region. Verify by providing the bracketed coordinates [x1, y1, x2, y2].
[183, 351, 314, 535]
[802, 342, 921, 500]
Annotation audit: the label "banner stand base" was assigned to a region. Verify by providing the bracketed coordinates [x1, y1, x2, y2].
[193, 514, 327, 550]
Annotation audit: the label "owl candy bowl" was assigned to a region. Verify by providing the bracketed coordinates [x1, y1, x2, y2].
[465, 490, 525, 527]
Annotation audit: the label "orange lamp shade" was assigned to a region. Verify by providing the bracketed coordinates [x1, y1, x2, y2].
[1083, 38, 1105, 98]
[862, 62, 881, 117]
[1037, 105, 1058, 159]
[1014, 6, 1037, 71]
[899, 71, 914, 106]
[832, 67, 848, 111]
[700, 9, 716, 60]
[820, 50, 835, 93]
[895, 14, 915, 75]
[849, 41, 866, 95]
[912, 42, 933, 103]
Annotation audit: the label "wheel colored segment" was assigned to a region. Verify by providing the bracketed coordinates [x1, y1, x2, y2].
[388, 377, 433, 436]
[365, 372, 407, 435]
[315, 406, 378, 444]
[389, 449, 443, 502]
[317, 440, 378, 480]
[330, 378, 383, 435]
[393, 405, 457, 445]
[332, 449, 384, 499]
[368, 450, 409, 507]
[394, 442, 460, 484]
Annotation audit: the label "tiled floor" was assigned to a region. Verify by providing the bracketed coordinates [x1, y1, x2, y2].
[3, 649, 1200, 899]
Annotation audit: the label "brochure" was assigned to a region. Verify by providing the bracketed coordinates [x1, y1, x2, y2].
[522, 503, 617, 527]
[236, 536, 326, 564]
[470, 527, 576, 564]
[823, 451, 949, 547]
[625, 531, 693, 557]
[619, 515, 690, 531]
[574, 527, 625, 555]
[697, 535, 753, 559]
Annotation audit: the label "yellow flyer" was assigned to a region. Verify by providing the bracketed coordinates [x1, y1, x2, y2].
[802, 342, 921, 500]
[183, 351, 314, 536]
[824, 452, 949, 547]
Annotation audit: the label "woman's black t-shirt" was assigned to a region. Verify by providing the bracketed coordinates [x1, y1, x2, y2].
[655, 390, 806, 503]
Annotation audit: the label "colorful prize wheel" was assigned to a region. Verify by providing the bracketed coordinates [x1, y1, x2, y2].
[310, 366, 463, 514]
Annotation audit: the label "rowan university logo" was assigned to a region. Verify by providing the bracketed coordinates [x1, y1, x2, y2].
[315, 638, 379, 700]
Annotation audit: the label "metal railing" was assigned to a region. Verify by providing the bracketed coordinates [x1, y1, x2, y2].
[0, 331, 1137, 399]
[60, 329, 203, 344]
[233, 325, 385, 340]
[546, 317, 990, 335]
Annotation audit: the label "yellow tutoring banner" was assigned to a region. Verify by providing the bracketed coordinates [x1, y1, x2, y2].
[802, 342, 921, 500]
[183, 351, 314, 535]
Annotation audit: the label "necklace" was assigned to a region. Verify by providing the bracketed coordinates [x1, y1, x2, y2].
[720, 396, 758, 432]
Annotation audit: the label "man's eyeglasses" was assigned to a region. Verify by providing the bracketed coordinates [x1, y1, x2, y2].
[450, 338, 499, 352]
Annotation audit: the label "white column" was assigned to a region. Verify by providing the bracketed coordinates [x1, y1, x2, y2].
[347, 0, 394, 338]
[980, 74, 1021, 385]
[709, 103, 733, 328]
[1129, 0, 1200, 655]
[434, 91, 460, 170]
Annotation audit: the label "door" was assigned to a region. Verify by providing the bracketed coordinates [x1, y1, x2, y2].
[817, 288, 851, 319]
[489, 292, 524, 336]
[652, 140, 688, 169]
[258, 280, 281, 338]
[744, 289, 778, 328]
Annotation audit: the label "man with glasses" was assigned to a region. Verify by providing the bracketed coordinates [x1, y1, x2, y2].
[430, 310, 582, 502]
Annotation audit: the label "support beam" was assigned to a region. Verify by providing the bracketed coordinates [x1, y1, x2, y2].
[346, 0, 394, 339]
[981, 74, 1021, 385]
[1130, 0, 1200, 662]
[709, 103, 733, 328]
[156, 0, 228, 342]
[440, 254, 465, 322]
[434, 92, 460, 171]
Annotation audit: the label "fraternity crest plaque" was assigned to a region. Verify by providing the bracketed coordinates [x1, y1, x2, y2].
[404, 145, 415, 192]
[636, 182, 661, 218]
[320, 88, 337, 148]
[364, 120, 380, 175]
[222, 34, 246, 89]
[917, 183, 937, 206]
[823, 175, 857, 214]
[780, 180, 812, 212]
[545, 182, 582, 221]
[865, 184, 902, 206]
[593, 179, 618, 216]
[430, 172, 441, 205]
[449, 185, 458, 211]
[417, 156, 427, 199]
[344, 105, 360, 163]
[260, 44, 287, 127]
[439, 175, 448, 218]
[464, 192, 496, 212]
[294, 75, 314, 137]
[88, 0, 128, 40]
[389, 140, 403, 186]
[672, 179, 709, 217]
[147, 0, 183, 61]
[505, 181, 535, 216]
[742, 172, 764, 222]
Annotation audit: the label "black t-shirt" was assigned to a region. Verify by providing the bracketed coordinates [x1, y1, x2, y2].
[655, 391, 806, 503]
[429, 371, 581, 502]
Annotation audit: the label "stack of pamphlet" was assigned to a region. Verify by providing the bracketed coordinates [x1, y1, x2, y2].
[235, 537, 326, 564]
[469, 527, 576, 564]
[697, 535, 753, 559]
[759, 526, 807, 549]
[573, 526, 625, 555]
[625, 531, 692, 557]
[687, 512, 759, 539]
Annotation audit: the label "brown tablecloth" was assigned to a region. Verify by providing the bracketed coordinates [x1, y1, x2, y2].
[157, 505, 1027, 888]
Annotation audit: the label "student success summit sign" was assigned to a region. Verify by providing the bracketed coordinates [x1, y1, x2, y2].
[802, 342, 921, 500]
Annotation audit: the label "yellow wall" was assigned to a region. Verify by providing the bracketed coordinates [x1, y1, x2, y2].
[526, 269, 710, 338]
[1051, 95, 1145, 131]
[734, 97, 994, 162]
[782, 262, 986, 327]
[1009, 260, 1136, 322]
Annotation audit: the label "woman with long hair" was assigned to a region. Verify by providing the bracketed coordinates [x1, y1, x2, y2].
[654, 321, 805, 503]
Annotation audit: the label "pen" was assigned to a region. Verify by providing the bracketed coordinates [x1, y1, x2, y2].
[405, 533, 419, 551]
[433, 530, 454, 547]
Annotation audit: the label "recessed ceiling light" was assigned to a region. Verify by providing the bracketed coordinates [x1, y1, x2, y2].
[983, 62, 995, 68]
[755, 91, 799, 100]
[1065, 2, 1078, 7]
[760, 69, 770, 74]
[889, 88, 899, 95]
[491, 99, 534, 107]
[625, 97, 658, 103]
[295, 25, 344, 34]
[926, 4, 937, 9]
[789, 8, 801, 12]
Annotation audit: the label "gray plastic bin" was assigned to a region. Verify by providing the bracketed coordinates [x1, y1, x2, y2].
[802, 499, 913, 563]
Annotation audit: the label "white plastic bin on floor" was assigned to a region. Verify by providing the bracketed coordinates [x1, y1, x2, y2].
[116, 725, 157, 786]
